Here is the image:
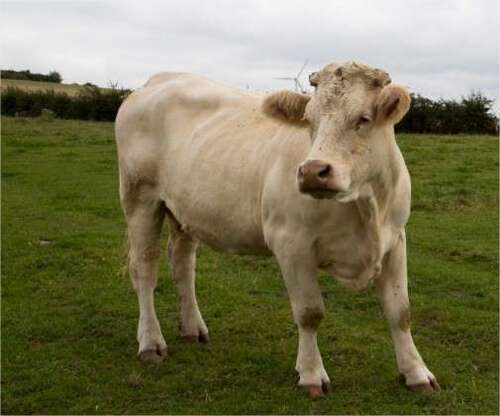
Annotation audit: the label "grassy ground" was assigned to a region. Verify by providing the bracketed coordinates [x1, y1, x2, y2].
[1, 117, 498, 414]
[1, 79, 111, 96]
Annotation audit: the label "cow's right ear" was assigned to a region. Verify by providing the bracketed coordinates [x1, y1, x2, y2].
[262, 90, 311, 123]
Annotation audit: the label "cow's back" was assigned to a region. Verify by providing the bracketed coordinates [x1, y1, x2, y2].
[116, 72, 257, 151]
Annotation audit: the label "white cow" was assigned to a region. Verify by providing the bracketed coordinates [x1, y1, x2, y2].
[115, 61, 439, 397]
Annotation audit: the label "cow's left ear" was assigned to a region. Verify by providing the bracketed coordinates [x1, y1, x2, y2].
[262, 90, 311, 123]
[376, 84, 411, 125]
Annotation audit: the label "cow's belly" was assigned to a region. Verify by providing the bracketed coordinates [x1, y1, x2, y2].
[162, 164, 270, 254]
[165, 193, 270, 255]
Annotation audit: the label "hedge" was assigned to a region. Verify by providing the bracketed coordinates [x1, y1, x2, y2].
[1, 69, 62, 83]
[1, 85, 129, 121]
[1, 85, 497, 134]
[397, 92, 498, 135]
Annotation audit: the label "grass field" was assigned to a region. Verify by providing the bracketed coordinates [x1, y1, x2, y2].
[1, 79, 110, 96]
[1, 116, 498, 414]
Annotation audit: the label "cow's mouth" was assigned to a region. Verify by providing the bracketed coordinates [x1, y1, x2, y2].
[301, 188, 340, 200]
[301, 188, 356, 203]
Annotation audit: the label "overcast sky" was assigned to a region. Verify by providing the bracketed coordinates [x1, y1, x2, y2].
[1, 0, 499, 109]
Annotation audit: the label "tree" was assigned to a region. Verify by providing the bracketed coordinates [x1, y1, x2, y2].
[48, 71, 62, 83]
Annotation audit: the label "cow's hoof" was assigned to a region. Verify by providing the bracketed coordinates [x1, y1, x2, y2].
[408, 377, 441, 393]
[139, 347, 167, 363]
[199, 332, 210, 343]
[304, 381, 331, 398]
[182, 332, 209, 343]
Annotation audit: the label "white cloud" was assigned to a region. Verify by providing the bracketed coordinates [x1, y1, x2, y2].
[1, 0, 498, 110]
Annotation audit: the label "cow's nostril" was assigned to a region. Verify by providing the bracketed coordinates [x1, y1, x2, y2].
[318, 164, 331, 178]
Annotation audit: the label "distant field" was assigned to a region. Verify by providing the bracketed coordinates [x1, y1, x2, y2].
[1, 78, 110, 96]
[1, 117, 498, 414]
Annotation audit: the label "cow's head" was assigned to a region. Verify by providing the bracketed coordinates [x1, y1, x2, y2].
[262, 61, 410, 202]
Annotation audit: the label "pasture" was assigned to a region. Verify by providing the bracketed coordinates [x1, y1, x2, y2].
[1, 116, 498, 414]
[1, 79, 110, 96]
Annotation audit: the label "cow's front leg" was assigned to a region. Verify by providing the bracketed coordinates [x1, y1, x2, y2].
[275, 251, 330, 397]
[376, 230, 439, 391]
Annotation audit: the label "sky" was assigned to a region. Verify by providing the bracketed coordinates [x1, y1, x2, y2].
[1, 0, 499, 110]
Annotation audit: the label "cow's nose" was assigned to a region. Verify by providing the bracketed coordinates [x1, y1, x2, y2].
[297, 159, 334, 191]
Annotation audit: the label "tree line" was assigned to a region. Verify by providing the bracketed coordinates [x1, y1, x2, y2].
[1, 69, 63, 83]
[1, 80, 498, 134]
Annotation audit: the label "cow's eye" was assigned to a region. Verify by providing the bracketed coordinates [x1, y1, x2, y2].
[356, 115, 371, 130]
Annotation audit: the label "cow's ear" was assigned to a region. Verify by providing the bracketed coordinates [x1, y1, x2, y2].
[262, 90, 311, 123]
[309, 71, 321, 87]
[376, 84, 411, 125]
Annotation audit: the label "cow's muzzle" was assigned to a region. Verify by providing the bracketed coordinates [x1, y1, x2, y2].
[297, 159, 344, 199]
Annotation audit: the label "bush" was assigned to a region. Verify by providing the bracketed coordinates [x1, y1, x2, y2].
[40, 108, 55, 121]
[47, 71, 62, 83]
[397, 91, 498, 135]
[1, 86, 130, 121]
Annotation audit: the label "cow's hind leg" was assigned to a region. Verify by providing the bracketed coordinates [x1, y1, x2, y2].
[166, 213, 209, 343]
[125, 198, 167, 363]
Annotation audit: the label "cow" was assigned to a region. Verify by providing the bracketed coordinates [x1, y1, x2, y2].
[115, 61, 439, 397]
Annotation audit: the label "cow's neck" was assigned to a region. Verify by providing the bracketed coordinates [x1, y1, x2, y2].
[368, 135, 404, 220]
[354, 188, 383, 287]
[353, 143, 402, 284]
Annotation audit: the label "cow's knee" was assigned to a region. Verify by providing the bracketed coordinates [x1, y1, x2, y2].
[128, 243, 161, 290]
[397, 307, 411, 332]
[384, 303, 411, 332]
[298, 306, 324, 330]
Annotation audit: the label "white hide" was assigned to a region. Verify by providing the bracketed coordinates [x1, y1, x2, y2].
[115, 62, 438, 395]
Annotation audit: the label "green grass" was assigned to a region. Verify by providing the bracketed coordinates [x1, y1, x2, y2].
[1, 117, 498, 414]
[1, 79, 111, 96]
